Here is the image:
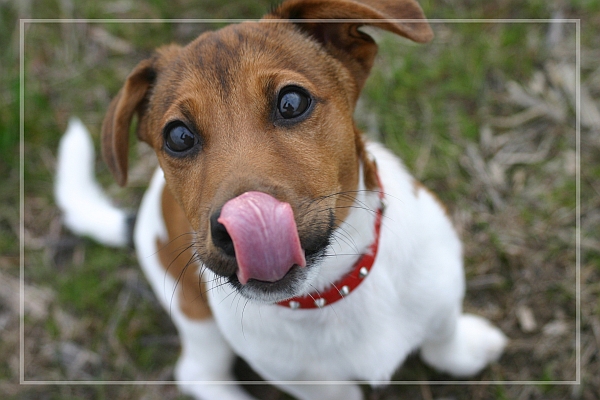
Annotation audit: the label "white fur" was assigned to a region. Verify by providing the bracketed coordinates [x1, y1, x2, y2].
[55, 117, 129, 247]
[56, 122, 507, 400]
[203, 142, 506, 400]
[136, 142, 505, 399]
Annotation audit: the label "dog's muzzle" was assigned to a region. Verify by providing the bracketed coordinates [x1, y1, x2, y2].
[211, 191, 306, 285]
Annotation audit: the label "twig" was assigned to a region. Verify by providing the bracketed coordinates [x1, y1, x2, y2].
[465, 143, 505, 210]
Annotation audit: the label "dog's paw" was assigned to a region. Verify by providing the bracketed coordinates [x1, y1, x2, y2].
[420, 313, 507, 377]
[177, 383, 256, 400]
[176, 371, 257, 400]
[277, 383, 364, 400]
[175, 356, 257, 400]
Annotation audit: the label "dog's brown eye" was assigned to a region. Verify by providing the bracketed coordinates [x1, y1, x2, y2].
[165, 123, 198, 153]
[278, 87, 311, 119]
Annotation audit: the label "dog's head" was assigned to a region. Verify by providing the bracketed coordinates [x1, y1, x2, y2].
[101, 0, 432, 302]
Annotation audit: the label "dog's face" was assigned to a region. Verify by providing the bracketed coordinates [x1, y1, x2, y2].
[101, 0, 432, 302]
[150, 23, 364, 300]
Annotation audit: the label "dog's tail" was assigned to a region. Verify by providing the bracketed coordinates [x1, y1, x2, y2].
[55, 117, 134, 248]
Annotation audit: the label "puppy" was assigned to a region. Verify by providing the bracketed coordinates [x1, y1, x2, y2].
[55, 0, 507, 399]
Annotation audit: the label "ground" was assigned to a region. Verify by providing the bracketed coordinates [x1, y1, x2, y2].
[1, 0, 599, 399]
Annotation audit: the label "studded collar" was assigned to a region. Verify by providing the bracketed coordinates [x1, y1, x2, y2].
[276, 180, 384, 310]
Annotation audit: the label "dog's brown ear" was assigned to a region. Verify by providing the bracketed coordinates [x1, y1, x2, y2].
[267, 0, 433, 96]
[101, 58, 156, 187]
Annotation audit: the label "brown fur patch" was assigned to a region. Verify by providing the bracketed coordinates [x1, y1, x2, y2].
[145, 22, 363, 244]
[100, 0, 433, 283]
[156, 185, 212, 320]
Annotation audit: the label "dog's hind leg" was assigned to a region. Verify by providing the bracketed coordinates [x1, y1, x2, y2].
[420, 311, 507, 377]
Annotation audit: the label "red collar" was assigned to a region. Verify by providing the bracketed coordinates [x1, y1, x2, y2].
[276, 180, 384, 309]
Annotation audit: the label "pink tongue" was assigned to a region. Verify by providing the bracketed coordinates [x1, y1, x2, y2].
[218, 192, 306, 285]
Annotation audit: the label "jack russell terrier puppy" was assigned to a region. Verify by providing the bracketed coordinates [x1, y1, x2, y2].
[55, 0, 507, 399]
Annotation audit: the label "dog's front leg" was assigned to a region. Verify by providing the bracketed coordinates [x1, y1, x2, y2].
[174, 318, 256, 400]
[275, 382, 364, 400]
[135, 171, 256, 400]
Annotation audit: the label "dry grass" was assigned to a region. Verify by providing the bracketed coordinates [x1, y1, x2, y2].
[1, 0, 599, 399]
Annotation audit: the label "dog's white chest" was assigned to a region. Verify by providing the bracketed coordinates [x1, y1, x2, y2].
[206, 267, 415, 382]
[204, 143, 468, 383]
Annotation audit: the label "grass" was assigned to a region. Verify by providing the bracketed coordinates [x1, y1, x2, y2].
[2, 0, 599, 399]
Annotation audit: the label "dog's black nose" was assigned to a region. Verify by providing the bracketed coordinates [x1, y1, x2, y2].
[210, 210, 236, 257]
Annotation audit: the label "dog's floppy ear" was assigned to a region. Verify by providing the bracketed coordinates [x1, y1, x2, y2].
[101, 58, 156, 187]
[267, 0, 433, 97]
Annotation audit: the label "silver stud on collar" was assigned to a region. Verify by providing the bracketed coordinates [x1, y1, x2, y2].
[314, 298, 326, 308]
[288, 301, 300, 309]
[359, 267, 369, 278]
[339, 285, 350, 296]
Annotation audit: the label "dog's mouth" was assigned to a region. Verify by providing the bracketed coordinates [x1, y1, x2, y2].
[225, 257, 323, 303]
[218, 191, 307, 285]
[203, 191, 334, 303]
